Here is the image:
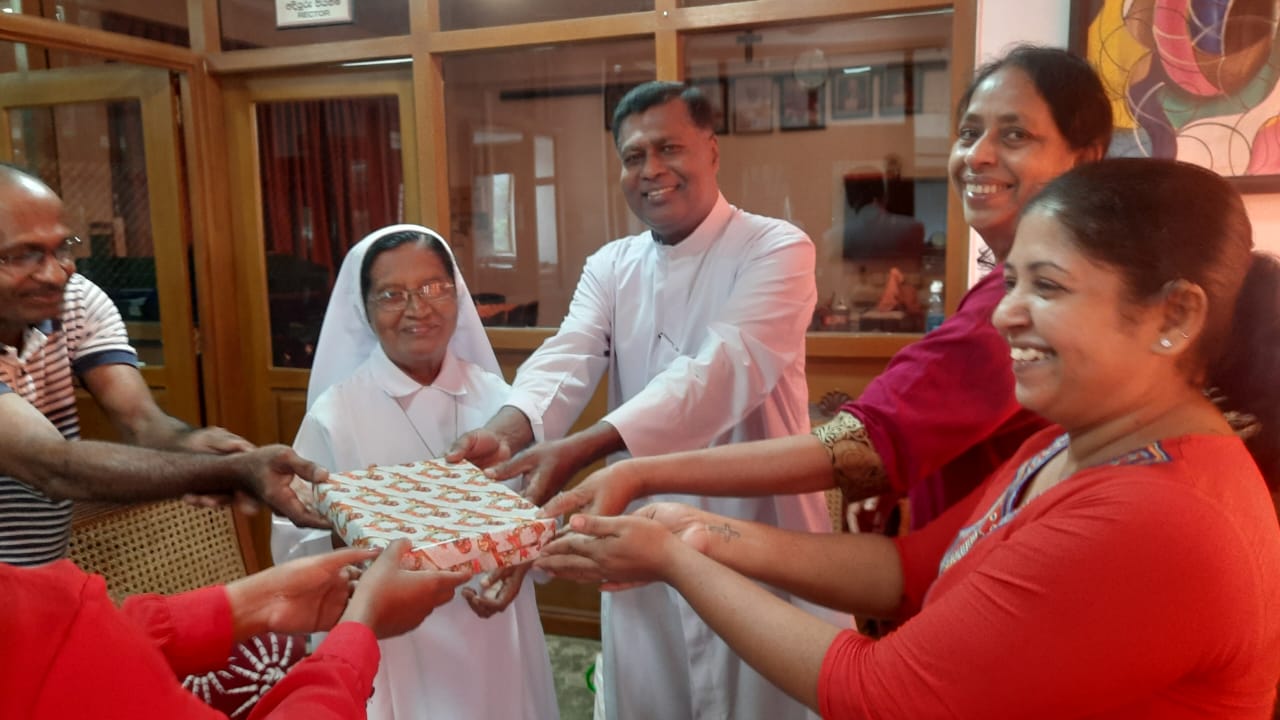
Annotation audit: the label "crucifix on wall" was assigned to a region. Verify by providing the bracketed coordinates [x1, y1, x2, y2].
[737, 30, 762, 63]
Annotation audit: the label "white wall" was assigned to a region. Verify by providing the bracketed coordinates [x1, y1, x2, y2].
[968, 0, 1280, 285]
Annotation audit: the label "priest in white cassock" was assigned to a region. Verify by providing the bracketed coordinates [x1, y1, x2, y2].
[449, 82, 843, 720]
[271, 225, 558, 720]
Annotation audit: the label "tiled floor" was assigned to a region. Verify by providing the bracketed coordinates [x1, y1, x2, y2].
[545, 634, 600, 720]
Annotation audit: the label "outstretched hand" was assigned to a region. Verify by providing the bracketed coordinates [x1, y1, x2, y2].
[446, 407, 536, 469]
[446, 428, 517, 470]
[541, 462, 640, 519]
[178, 427, 260, 514]
[341, 539, 473, 638]
[535, 503, 709, 588]
[225, 546, 378, 639]
[462, 563, 531, 618]
[180, 426, 255, 455]
[487, 438, 588, 507]
[240, 445, 332, 529]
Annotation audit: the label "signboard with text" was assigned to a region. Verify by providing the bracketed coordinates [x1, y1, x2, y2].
[276, 0, 353, 29]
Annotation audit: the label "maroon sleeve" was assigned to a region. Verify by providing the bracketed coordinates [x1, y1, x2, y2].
[842, 272, 1021, 493]
[120, 585, 236, 678]
[819, 464, 1261, 718]
[247, 622, 381, 719]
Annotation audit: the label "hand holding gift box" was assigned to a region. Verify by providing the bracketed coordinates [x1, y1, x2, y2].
[317, 458, 557, 573]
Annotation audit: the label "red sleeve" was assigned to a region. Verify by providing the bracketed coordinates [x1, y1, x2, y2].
[0, 563, 382, 720]
[890, 477, 988, 617]
[819, 467, 1264, 718]
[843, 272, 1022, 493]
[0, 561, 234, 719]
[247, 622, 381, 719]
[120, 585, 235, 677]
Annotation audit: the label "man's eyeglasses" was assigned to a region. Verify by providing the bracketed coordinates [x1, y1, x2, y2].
[0, 236, 82, 273]
[369, 281, 457, 312]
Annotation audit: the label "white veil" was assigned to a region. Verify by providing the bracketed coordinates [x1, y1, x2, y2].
[306, 224, 499, 409]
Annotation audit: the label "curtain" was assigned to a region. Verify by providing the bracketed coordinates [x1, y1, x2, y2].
[256, 97, 404, 282]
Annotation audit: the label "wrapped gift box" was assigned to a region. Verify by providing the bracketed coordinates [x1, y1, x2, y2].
[317, 458, 557, 573]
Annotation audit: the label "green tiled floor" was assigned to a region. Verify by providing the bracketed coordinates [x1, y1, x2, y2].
[545, 634, 600, 720]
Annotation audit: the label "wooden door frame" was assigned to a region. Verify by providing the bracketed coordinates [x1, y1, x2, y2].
[221, 68, 419, 445]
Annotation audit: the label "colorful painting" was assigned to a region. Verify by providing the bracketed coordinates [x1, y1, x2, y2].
[1071, 0, 1280, 191]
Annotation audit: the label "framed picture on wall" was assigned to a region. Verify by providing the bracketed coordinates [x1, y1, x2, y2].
[831, 68, 873, 119]
[688, 77, 729, 134]
[731, 75, 774, 134]
[912, 61, 949, 115]
[878, 63, 911, 117]
[1070, 0, 1280, 192]
[778, 76, 825, 130]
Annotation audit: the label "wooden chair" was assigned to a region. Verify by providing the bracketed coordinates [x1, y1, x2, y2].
[67, 500, 258, 602]
[67, 500, 303, 718]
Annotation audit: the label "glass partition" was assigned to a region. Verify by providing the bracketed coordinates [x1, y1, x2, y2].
[685, 10, 953, 333]
[443, 40, 655, 327]
[440, 0, 652, 31]
[9, 99, 164, 363]
[255, 95, 405, 368]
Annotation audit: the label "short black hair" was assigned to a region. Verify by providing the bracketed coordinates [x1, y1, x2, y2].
[611, 81, 714, 149]
[358, 230, 455, 305]
[956, 44, 1112, 156]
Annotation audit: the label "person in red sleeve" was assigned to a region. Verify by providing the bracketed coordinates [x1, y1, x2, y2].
[1, 539, 469, 719]
[537, 160, 1280, 718]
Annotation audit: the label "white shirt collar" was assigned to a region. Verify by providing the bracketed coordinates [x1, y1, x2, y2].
[657, 193, 733, 259]
[368, 343, 468, 400]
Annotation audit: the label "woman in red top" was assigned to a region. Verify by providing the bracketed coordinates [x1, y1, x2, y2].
[539, 159, 1280, 718]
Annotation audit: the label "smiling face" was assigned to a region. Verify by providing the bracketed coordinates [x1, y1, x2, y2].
[0, 178, 75, 346]
[617, 98, 721, 245]
[993, 209, 1170, 430]
[365, 242, 458, 385]
[949, 67, 1086, 260]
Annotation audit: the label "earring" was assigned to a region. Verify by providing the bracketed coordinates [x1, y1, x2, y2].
[1158, 337, 1174, 349]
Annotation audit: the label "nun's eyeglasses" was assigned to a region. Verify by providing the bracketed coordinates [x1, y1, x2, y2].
[369, 281, 457, 312]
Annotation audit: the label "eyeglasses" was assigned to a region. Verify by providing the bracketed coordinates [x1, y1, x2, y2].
[369, 280, 457, 312]
[0, 236, 82, 274]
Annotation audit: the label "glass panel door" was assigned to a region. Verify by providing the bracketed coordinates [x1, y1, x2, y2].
[223, 70, 416, 445]
[0, 65, 200, 423]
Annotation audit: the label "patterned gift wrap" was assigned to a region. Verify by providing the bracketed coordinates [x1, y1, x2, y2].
[317, 459, 557, 573]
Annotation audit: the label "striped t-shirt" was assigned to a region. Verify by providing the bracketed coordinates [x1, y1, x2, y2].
[0, 274, 137, 566]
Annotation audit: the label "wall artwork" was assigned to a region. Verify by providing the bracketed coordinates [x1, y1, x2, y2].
[731, 75, 775, 133]
[831, 69, 874, 119]
[778, 75, 825, 130]
[689, 77, 730, 134]
[1071, 0, 1280, 191]
[878, 63, 911, 117]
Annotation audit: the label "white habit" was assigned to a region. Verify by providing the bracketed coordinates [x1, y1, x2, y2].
[272, 225, 558, 720]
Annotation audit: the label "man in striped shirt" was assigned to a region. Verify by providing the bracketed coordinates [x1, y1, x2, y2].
[0, 165, 329, 566]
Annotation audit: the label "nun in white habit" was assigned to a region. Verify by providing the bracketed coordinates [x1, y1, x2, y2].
[271, 224, 558, 720]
